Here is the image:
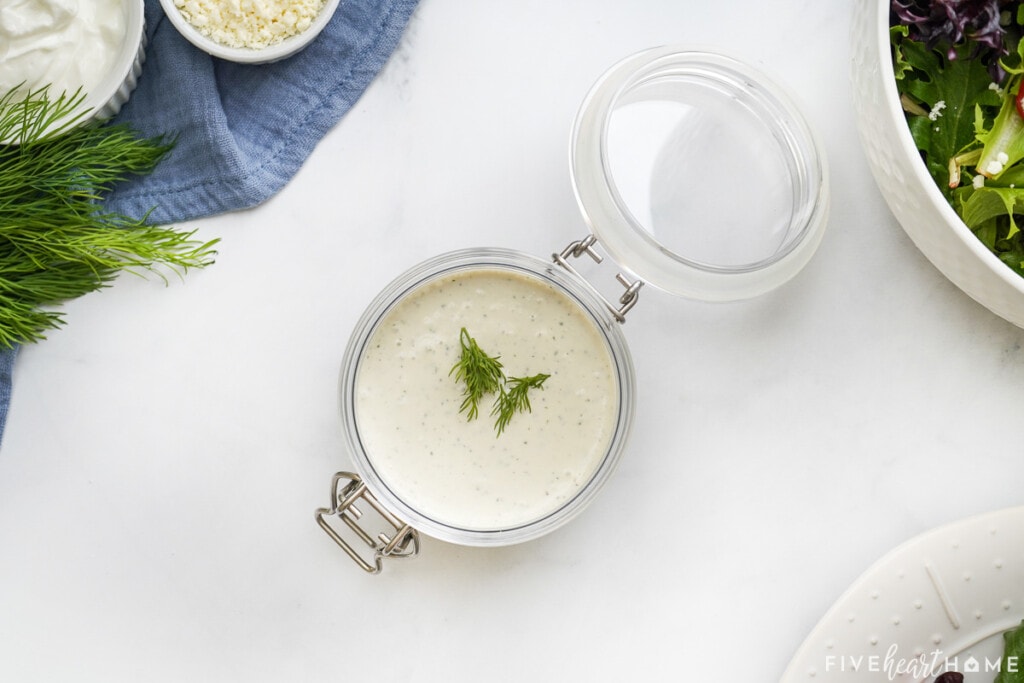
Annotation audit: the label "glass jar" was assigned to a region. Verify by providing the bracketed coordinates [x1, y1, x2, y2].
[316, 47, 829, 573]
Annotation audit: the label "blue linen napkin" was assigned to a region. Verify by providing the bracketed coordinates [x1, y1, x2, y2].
[107, 0, 420, 222]
[0, 0, 420, 446]
[0, 347, 16, 442]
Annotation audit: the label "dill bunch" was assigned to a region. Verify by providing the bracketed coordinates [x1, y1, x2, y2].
[0, 86, 218, 348]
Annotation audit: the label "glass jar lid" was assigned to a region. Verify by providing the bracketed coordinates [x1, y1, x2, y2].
[570, 47, 830, 302]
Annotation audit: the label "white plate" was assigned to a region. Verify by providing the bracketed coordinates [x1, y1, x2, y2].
[783, 507, 1024, 682]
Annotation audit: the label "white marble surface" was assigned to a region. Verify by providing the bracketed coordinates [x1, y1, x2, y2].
[2, 1, 1023, 681]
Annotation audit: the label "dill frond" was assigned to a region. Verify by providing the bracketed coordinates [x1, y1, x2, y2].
[449, 327, 550, 436]
[449, 327, 504, 421]
[492, 373, 549, 436]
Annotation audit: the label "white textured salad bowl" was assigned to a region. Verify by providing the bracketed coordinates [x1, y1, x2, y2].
[851, 0, 1024, 328]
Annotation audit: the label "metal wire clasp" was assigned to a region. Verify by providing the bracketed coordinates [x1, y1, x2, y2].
[554, 235, 643, 322]
[316, 472, 420, 574]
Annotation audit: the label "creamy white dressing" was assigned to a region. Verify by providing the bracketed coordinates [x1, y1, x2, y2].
[0, 0, 126, 98]
[354, 267, 619, 531]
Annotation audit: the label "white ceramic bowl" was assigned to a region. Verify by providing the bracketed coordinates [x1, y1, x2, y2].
[159, 0, 342, 64]
[0, 0, 144, 138]
[88, 0, 147, 121]
[851, 0, 1024, 328]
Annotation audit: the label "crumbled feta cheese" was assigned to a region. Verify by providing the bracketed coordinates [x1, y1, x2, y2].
[989, 82, 1005, 97]
[928, 100, 947, 121]
[174, 0, 326, 50]
[987, 159, 1005, 175]
[998, 151, 1010, 164]
[973, 174, 986, 189]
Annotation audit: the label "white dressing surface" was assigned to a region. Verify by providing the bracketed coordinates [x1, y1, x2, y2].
[355, 268, 618, 531]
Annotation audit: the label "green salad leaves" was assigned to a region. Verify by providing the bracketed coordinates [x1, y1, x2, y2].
[892, 1, 1024, 275]
[995, 619, 1024, 683]
[0, 86, 217, 347]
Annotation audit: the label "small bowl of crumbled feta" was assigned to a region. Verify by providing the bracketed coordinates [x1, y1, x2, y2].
[159, 0, 342, 64]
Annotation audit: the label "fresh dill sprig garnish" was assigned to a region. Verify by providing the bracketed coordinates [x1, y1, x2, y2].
[492, 373, 549, 436]
[0, 85, 219, 347]
[449, 327, 550, 436]
[449, 327, 504, 421]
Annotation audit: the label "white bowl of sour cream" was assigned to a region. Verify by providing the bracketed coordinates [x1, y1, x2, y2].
[0, 0, 146, 122]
